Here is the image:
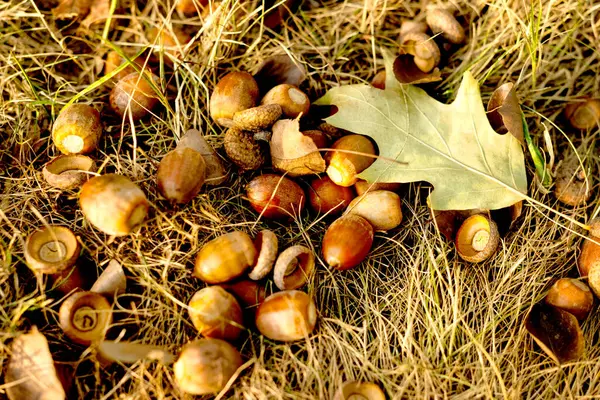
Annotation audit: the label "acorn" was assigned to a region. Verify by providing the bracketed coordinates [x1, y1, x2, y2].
[400, 31, 441, 73]
[308, 175, 356, 216]
[42, 155, 96, 190]
[147, 26, 191, 65]
[322, 214, 374, 271]
[218, 280, 267, 317]
[565, 98, 600, 130]
[302, 129, 329, 149]
[175, 0, 208, 14]
[173, 338, 243, 395]
[248, 229, 278, 280]
[326, 135, 377, 187]
[157, 147, 207, 204]
[354, 179, 402, 196]
[104, 50, 149, 82]
[177, 129, 228, 185]
[210, 71, 260, 126]
[399, 20, 429, 38]
[232, 104, 282, 131]
[79, 174, 149, 236]
[454, 214, 499, 263]
[188, 286, 244, 341]
[554, 159, 590, 206]
[246, 174, 306, 219]
[255, 290, 317, 342]
[345, 190, 402, 231]
[223, 127, 267, 170]
[425, 8, 466, 44]
[52, 104, 102, 154]
[578, 219, 600, 277]
[371, 71, 386, 90]
[333, 381, 386, 400]
[194, 231, 257, 284]
[59, 291, 112, 346]
[110, 72, 161, 119]
[545, 278, 594, 321]
[260, 84, 310, 118]
[273, 245, 315, 290]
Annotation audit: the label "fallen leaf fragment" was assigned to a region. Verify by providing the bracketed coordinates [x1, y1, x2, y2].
[5, 327, 66, 400]
[52, 0, 92, 20]
[486, 82, 524, 143]
[96, 341, 176, 366]
[270, 118, 326, 177]
[253, 54, 307, 95]
[79, 0, 111, 30]
[525, 303, 584, 364]
[315, 49, 527, 211]
[90, 259, 127, 297]
[393, 54, 442, 84]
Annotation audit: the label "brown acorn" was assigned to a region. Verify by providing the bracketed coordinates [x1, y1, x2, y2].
[308, 175, 356, 216]
[255, 290, 317, 342]
[260, 84, 310, 118]
[110, 72, 161, 119]
[565, 98, 600, 130]
[326, 135, 376, 187]
[545, 278, 594, 321]
[322, 214, 374, 271]
[52, 104, 102, 155]
[188, 286, 244, 341]
[194, 231, 257, 284]
[246, 174, 306, 219]
[354, 179, 402, 196]
[210, 71, 260, 126]
[425, 8, 466, 44]
[455, 214, 499, 263]
[578, 219, 600, 277]
[345, 190, 402, 231]
[157, 147, 207, 204]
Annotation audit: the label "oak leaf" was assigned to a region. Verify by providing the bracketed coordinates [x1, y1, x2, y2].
[314, 50, 527, 211]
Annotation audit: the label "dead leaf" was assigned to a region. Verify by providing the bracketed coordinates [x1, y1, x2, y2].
[79, 0, 111, 30]
[90, 259, 126, 297]
[525, 303, 584, 364]
[393, 54, 442, 84]
[52, 0, 92, 20]
[5, 327, 66, 400]
[315, 49, 527, 211]
[270, 118, 326, 177]
[253, 54, 307, 95]
[486, 82, 525, 144]
[96, 341, 176, 366]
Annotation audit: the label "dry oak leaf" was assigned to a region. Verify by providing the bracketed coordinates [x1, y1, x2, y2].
[314, 52, 527, 211]
[270, 118, 326, 177]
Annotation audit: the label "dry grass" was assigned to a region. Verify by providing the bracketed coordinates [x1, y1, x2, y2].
[1, 0, 600, 398]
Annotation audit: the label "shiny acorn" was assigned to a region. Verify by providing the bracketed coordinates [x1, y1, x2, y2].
[322, 214, 374, 271]
[260, 84, 310, 118]
[79, 174, 149, 236]
[255, 290, 317, 342]
[173, 338, 243, 395]
[210, 71, 259, 126]
[455, 214, 499, 263]
[545, 278, 594, 321]
[246, 174, 306, 219]
[52, 104, 102, 154]
[110, 71, 161, 119]
[565, 98, 600, 130]
[308, 175, 356, 216]
[194, 231, 257, 284]
[345, 190, 402, 231]
[188, 286, 244, 341]
[326, 135, 377, 187]
[157, 147, 207, 204]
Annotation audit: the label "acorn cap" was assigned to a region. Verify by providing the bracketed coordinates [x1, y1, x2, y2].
[273, 245, 315, 290]
[232, 104, 282, 131]
[43, 155, 96, 190]
[223, 127, 267, 170]
[401, 31, 441, 73]
[248, 229, 278, 280]
[24, 226, 80, 274]
[425, 8, 466, 44]
[59, 291, 112, 346]
[525, 303, 584, 364]
[333, 381, 386, 400]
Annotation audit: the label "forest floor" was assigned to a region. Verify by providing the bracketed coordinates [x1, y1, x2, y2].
[1, 0, 600, 399]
